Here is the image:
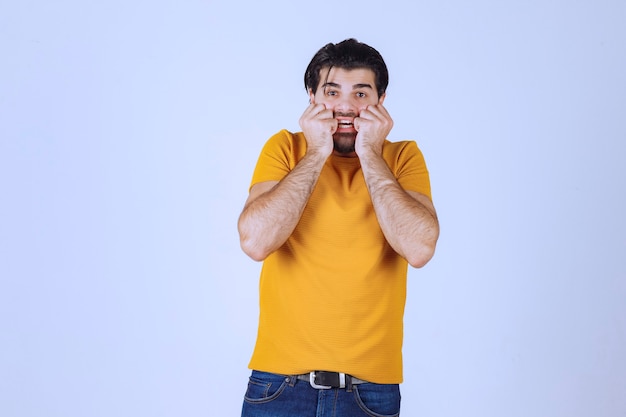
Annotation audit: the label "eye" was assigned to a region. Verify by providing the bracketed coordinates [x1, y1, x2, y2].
[326, 90, 338, 96]
[356, 92, 367, 98]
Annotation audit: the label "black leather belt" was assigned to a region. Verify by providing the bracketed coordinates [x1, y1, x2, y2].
[296, 371, 368, 389]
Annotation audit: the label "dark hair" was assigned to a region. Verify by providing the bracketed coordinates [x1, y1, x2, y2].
[304, 38, 389, 98]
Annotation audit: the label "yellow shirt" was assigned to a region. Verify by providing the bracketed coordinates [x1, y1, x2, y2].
[248, 130, 432, 384]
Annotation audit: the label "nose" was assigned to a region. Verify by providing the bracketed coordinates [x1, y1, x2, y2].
[334, 95, 358, 115]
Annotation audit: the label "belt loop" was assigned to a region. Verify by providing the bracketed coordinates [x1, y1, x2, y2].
[287, 375, 297, 387]
[346, 375, 353, 392]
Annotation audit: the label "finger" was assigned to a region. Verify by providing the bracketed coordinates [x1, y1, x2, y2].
[360, 105, 393, 129]
[303, 102, 323, 117]
[373, 104, 392, 121]
[353, 111, 375, 130]
[300, 105, 327, 128]
[356, 106, 378, 122]
[329, 118, 338, 134]
[317, 107, 335, 120]
[360, 104, 385, 121]
[354, 116, 370, 130]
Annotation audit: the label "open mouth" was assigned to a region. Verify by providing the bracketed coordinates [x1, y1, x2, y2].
[337, 120, 355, 129]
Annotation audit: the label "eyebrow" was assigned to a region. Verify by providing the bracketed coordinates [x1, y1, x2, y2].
[321, 82, 374, 90]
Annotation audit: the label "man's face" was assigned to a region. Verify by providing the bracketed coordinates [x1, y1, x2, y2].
[309, 67, 385, 155]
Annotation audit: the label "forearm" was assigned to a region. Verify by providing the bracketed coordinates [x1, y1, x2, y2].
[360, 152, 439, 268]
[238, 151, 328, 261]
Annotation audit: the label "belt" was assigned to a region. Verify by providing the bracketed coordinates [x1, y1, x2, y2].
[296, 371, 368, 389]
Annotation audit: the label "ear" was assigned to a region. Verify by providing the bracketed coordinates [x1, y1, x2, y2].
[308, 89, 316, 104]
[378, 92, 386, 105]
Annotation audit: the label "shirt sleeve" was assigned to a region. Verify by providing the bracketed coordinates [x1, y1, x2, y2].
[390, 140, 433, 201]
[249, 130, 306, 190]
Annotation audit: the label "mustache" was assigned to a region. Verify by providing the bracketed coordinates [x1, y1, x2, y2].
[333, 112, 358, 118]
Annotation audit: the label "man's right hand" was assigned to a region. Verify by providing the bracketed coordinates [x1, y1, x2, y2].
[298, 103, 336, 157]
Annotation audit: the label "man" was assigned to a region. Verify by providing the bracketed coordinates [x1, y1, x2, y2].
[238, 38, 439, 416]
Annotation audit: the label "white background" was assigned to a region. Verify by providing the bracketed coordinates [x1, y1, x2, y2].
[1, 1, 625, 416]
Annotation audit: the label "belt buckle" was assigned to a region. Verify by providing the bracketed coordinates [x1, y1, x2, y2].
[309, 371, 346, 389]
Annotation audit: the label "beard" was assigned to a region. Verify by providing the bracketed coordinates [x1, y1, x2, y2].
[332, 111, 358, 155]
[332, 132, 357, 155]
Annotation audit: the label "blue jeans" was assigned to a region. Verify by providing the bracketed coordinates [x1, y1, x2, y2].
[241, 370, 401, 417]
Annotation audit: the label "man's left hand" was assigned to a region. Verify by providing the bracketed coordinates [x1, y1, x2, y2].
[354, 104, 394, 157]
